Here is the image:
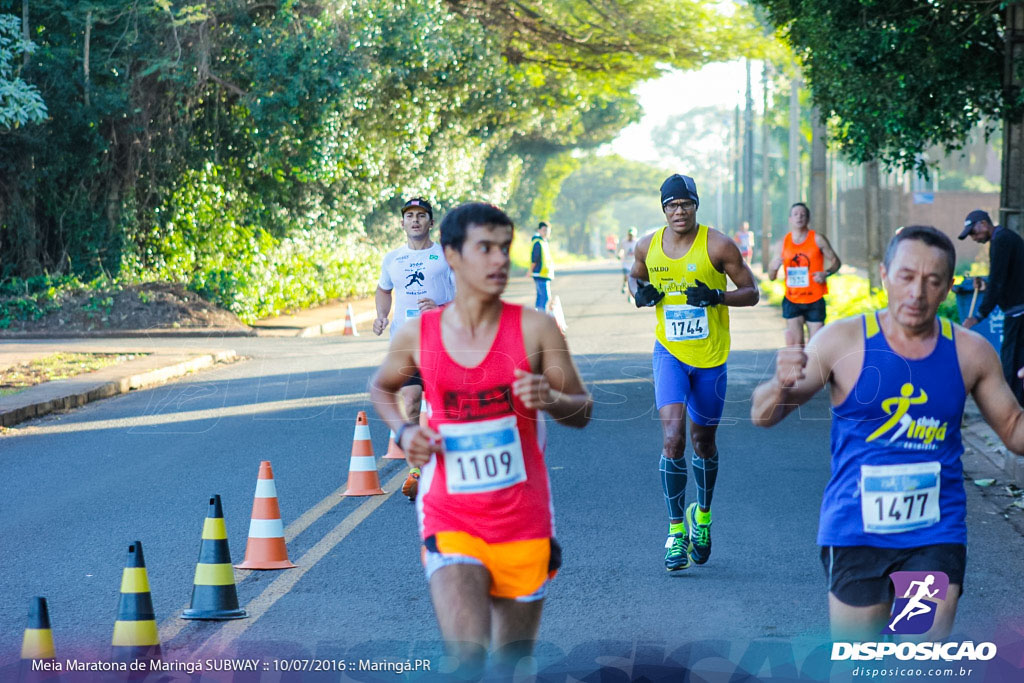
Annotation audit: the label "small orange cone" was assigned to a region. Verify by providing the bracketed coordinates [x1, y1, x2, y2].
[419, 397, 430, 428]
[384, 430, 405, 460]
[342, 304, 359, 336]
[552, 295, 568, 332]
[344, 412, 384, 496]
[236, 461, 296, 570]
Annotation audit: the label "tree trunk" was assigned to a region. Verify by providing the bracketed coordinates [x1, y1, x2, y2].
[788, 73, 801, 206]
[84, 10, 92, 107]
[17, 0, 41, 276]
[22, 0, 29, 67]
[810, 107, 828, 243]
[1001, 4, 1024, 235]
[743, 59, 755, 228]
[760, 63, 772, 272]
[864, 159, 882, 289]
[732, 104, 741, 231]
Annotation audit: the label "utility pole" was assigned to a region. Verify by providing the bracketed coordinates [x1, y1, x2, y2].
[864, 159, 882, 289]
[744, 60, 755, 229]
[810, 106, 828, 243]
[788, 73, 801, 205]
[761, 63, 772, 272]
[733, 104, 741, 231]
[1002, 3, 1024, 235]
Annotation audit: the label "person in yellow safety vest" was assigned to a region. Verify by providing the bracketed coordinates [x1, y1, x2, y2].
[531, 222, 554, 311]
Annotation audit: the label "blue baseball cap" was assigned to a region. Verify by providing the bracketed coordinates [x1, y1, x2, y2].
[959, 209, 991, 239]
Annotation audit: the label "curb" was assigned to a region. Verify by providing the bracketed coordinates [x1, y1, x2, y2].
[0, 350, 238, 429]
[0, 329, 255, 339]
[962, 419, 1024, 489]
[294, 310, 377, 338]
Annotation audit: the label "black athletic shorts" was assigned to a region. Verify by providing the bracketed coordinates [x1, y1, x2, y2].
[820, 544, 967, 607]
[782, 296, 827, 323]
[401, 370, 423, 389]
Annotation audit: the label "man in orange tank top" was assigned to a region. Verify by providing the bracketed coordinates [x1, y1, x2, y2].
[370, 202, 593, 678]
[768, 202, 841, 346]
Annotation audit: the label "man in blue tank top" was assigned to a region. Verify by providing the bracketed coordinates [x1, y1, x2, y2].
[752, 225, 1024, 641]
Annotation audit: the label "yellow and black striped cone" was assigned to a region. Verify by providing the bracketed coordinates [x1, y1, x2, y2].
[181, 495, 247, 620]
[111, 541, 161, 663]
[20, 597, 56, 675]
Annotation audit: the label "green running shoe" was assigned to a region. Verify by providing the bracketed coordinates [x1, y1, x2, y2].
[686, 502, 712, 565]
[664, 532, 691, 572]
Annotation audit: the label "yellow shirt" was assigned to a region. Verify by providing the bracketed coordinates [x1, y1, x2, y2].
[646, 225, 730, 367]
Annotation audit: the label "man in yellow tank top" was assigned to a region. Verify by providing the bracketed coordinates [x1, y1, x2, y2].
[629, 174, 759, 571]
[768, 202, 841, 346]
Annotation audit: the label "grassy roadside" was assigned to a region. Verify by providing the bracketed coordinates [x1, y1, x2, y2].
[0, 353, 147, 397]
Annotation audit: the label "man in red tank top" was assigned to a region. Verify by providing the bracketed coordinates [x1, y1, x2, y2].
[768, 202, 841, 346]
[370, 202, 593, 678]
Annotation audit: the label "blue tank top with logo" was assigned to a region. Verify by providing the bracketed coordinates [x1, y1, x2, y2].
[818, 312, 967, 548]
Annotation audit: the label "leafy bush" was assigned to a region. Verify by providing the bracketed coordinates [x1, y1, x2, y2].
[760, 273, 960, 324]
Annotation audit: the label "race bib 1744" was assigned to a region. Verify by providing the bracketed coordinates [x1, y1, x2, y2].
[440, 415, 527, 494]
[662, 304, 709, 341]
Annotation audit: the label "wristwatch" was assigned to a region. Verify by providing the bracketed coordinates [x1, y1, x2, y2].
[395, 422, 417, 449]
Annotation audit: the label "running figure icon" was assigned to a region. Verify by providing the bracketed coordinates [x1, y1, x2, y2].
[406, 270, 426, 287]
[888, 574, 939, 631]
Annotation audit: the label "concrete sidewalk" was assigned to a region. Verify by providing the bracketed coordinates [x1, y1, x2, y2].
[0, 291, 392, 429]
[0, 345, 237, 428]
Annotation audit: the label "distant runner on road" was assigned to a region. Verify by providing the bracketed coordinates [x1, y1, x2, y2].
[767, 202, 841, 347]
[619, 227, 638, 298]
[369, 202, 592, 677]
[373, 197, 455, 500]
[629, 173, 759, 572]
[752, 225, 1024, 641]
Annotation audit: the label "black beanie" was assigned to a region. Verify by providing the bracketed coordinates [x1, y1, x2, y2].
[660, 174, 699, 209]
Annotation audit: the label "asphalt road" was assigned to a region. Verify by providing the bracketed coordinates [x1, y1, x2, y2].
[2, 266, 1023, 681]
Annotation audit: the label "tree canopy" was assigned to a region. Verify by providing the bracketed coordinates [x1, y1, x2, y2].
[0, 0, 763, 318]
[752, 0, 1010, 173]
[0, 14, 47, 129]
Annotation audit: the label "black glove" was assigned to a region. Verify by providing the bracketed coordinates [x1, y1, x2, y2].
[634, 283, 665, 308]
[685, 279, 723, 307]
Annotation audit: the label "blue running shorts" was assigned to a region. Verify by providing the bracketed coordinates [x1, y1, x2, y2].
[652, 341, 727, 425]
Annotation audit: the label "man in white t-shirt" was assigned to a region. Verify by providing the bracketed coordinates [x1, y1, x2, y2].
[373, 197, 456, 499]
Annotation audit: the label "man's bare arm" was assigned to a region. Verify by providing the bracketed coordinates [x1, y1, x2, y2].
[373, 287, 392, 336]
[515, 310, 592, 428]
[751, 324, 836, 426]
[712, 232, 759, 307]
[368, 321, 440, 465]
[627, 234, 653, 297]
[961, 329, 1024, 454]
[815, 233, 842, 283]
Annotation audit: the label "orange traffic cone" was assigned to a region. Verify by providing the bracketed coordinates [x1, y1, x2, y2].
[19, 598, 55, 679]
[236, 461, 296, 570]
[418, 397, 430, 428]
[344, 412, 384, 496]
[111, 541, 161, 663]
[384, 430, 405, 460]
[342, 304, 359, 336]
